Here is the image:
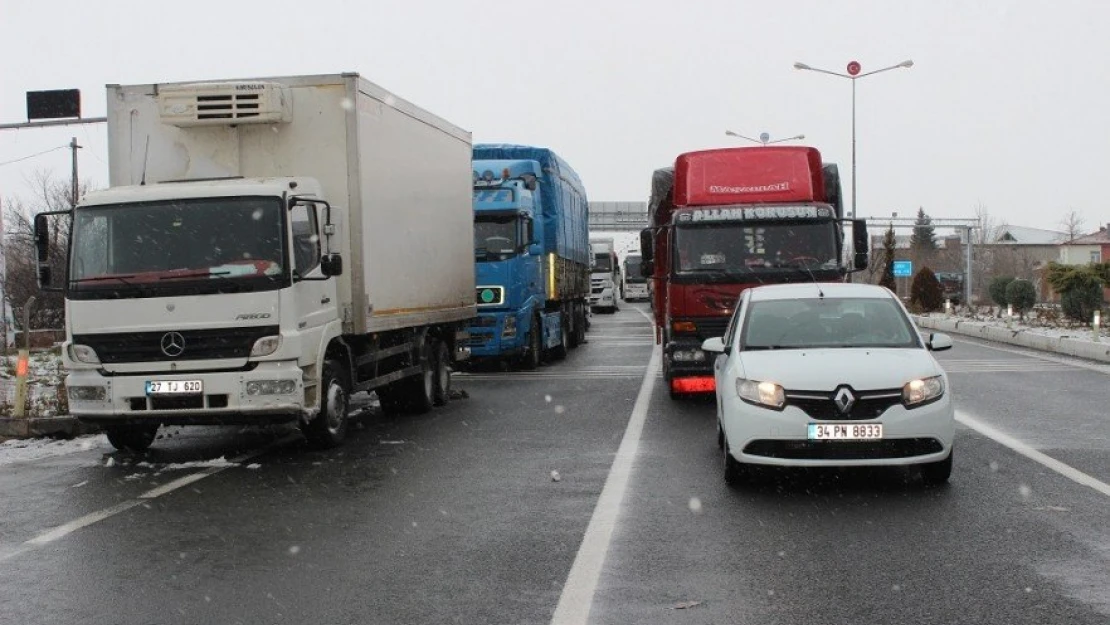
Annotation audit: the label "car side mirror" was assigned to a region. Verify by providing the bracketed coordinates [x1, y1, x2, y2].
[701, 337, 727, 353]
[321, 254, 343, 277]
[927, 332, 953, 352]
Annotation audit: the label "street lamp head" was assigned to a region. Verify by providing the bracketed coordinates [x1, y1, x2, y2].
[724, 130, 739, 137]
[899, 60, 914, 68]
[793, 62, 811, 70]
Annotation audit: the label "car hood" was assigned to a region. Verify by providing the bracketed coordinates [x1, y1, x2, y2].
[735, 348, 943, 392]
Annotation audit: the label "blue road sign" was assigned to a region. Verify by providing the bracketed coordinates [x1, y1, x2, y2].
[893, 260, 913, 278]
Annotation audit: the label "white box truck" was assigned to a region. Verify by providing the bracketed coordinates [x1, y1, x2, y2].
[34, 73, 476, 451]
[588, 237, 619, 313]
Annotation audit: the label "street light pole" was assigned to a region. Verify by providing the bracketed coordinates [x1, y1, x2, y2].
[792, 59, 913, 221]
[725, 130, 805, 146]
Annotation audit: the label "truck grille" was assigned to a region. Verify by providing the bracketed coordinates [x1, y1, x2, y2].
[74, 326, 279, 363]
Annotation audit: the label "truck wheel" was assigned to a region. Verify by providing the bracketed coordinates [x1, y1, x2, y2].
[520, 316, 541, 371]
[105, 425, 159, 453]
[567, 305, 580, 349]
[575, 305, 588, 343]
[376, 386, 406, 415]
[405, 341, 435, 414]
[433, 340, 451, 406]
[302, 359, 350, 449]
[550, 315, 568, 361]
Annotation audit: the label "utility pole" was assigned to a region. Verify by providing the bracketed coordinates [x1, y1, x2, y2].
[69, 136, 81, 207]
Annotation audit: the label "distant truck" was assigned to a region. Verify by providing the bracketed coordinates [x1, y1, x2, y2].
[35, 73, 476, 451]
[621, 254, 649, 301]
[468, 145, 591, 369]
[589, 237, 620, 313]
[640, 146, 868, 398]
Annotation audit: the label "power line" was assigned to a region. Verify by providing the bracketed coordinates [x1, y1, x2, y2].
[0, 146, 69, 168]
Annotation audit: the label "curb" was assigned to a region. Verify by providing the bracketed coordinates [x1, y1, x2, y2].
[0, 416, 99, 439]
[912, 315, 1110, 364]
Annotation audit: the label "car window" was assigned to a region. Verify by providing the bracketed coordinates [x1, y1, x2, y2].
[741, 297, 920, 350]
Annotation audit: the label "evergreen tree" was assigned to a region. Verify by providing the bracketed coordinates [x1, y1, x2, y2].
[910, 207, 937, 253]
[879, 225, 897, 291]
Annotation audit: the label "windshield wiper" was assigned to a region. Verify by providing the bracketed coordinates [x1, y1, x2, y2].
[73, 274, 138, 286]
[159, 270, 243, 291]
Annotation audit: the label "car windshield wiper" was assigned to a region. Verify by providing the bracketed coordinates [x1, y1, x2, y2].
[73, 274, 138, 286]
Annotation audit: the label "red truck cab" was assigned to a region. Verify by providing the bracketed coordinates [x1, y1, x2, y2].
[639, 146, 869, 398]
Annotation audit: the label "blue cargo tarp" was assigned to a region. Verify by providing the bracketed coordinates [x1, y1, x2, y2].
[473, 144, 590, 266]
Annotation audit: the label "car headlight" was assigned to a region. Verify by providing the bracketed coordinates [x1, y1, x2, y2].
[735, 378, 785, 409]
[903, 375, 944, 407]
[250, 335, 283, 357]
[502, 316, 517, 338]
[69, 344, 100, 364]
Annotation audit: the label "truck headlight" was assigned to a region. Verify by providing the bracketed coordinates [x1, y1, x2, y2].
[69, 344, 100, 364]
[903, 375, 944, 407]
[736, 378, 785, 409]
[68, 385, 107, 401]
[502, 316, 517, 338]
[250, 335, 282, 357]
[245, 380, 298, 396]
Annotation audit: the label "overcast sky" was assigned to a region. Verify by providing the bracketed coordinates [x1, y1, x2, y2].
[2, 0, 1107, 234]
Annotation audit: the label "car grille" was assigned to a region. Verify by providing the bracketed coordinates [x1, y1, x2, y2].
[742, 438, 944, 460]
[74, 326, 279, 363]
[785, 388, 903, 421]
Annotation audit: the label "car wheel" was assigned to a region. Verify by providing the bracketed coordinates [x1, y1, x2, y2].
[920, 449, 953, 487]
[723, 442, 748, 487]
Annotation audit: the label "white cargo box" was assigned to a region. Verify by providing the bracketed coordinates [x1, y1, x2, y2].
[104, 73, 475, 334]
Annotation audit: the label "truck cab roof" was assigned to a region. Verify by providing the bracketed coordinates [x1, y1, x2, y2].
[79, 176, 323, 207]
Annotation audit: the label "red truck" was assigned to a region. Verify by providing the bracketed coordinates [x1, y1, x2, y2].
[639, 146, 869, 398]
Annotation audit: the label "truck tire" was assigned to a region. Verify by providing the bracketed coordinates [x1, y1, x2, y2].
[433, 340, 451, 406]
[302, 359, 350, 449]
[520, 316, 542, 370]
[575, 304, 588, 344]
[105, 425, 159, 453]
[404, 341, 436, 414]
[567, 304, 580, 349]
[550, 314, 568, 361]
[376, 386, 406, 415]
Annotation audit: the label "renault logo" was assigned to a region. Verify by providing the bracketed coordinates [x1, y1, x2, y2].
[160, 332, 186, 357]
[833, 386, 856, 414]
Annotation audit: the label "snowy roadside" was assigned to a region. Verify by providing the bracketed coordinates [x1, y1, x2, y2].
[913, 310, 1110, 363]
[0, 434, 108, 466]
[0, 349, 68, 417]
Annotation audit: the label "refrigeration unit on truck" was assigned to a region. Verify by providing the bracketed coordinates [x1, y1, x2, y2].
[589, 237, 620, 313]
[640, 146, 869, 398]
[621, 254, 649, 302]
[468, 145, 591, 369]
[34, 73, 476, 451]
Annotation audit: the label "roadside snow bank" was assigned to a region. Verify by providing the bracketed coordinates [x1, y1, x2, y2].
[0, 434, 107, 465]
[914, 314, 1110, 363]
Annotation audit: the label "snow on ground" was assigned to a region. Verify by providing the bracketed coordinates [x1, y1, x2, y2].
[0, 434, 108, 466]
[918, 308, 1108, 343]
[0, 349, 67, 416]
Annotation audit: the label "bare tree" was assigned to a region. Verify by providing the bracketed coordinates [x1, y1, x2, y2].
[2, 171, 93, 334]
[1059, 209, 1085, 242]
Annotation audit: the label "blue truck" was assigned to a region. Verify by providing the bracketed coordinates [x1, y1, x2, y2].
[468, 145, 591, 369]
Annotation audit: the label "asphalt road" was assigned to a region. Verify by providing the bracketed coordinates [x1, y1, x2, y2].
[1, 304, 1108, 625]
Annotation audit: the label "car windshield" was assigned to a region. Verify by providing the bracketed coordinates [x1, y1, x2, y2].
[742, 296, 920, 350]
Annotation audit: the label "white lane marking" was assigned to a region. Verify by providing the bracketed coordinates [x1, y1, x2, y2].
[550, 345, 661, 625]
[9, 432, 300, 554]
[956, 411, 1110, 499]
[949, 336, 1110, 375]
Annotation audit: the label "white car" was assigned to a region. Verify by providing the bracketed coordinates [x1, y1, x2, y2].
[702, 282, 955, 487]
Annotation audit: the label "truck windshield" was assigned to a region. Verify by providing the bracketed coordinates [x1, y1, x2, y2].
[593, 254, 613, 272]
[674, 220, 838, 275]
[68, 196, 287, 297]
[474, 214, 519, 261]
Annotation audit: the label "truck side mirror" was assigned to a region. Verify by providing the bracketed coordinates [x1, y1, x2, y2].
[525, 217, 538, 246]
[34, 214, 51, 263]
[641, 259, 654, 278]
[852, 219, 869, 271]
[321, 254, 343, 277]
[37, 265, 53, 287]
[639, 229, 654, 262]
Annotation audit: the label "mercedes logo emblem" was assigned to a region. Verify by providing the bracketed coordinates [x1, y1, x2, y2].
[833, 386, 856, 414]
[160, 332, 186, 357]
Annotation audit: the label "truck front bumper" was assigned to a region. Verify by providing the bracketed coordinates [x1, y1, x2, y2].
[467, 312, 527, 359]
[65, 361, 307, 426]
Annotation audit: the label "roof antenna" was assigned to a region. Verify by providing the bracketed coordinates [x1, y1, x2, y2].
[139, 135, 151, 186]
[798, 260, 824, 298]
